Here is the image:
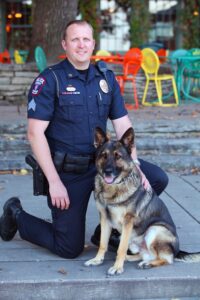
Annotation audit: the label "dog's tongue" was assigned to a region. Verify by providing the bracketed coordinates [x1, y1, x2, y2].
[104, 176, 114, 184]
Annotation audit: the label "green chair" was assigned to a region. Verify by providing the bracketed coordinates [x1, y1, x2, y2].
[169, 49, 190, 101]
[170, 49, 189, 74]
[181, 49, 200, 102]
[19, 50, 29, 62]
[34, 46, 47, 72]
[189, 48, 200, 56]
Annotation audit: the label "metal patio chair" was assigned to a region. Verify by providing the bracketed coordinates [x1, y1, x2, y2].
[141, 48, 178, 106]
[115, 48, 142, 109]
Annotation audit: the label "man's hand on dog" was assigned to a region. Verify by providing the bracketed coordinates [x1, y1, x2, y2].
[137, 167, 151, 190]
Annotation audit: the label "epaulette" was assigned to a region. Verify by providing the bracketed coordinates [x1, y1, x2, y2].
[96, 61, 112, 92]
[48, 67, 59, 98]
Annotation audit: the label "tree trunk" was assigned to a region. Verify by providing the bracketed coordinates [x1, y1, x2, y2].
[29, 0, 78, 62]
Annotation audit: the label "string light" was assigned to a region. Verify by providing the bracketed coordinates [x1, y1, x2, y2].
[15, 13, 23, 18]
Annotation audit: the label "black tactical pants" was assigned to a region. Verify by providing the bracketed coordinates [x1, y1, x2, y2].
[17, 159, 168, 258]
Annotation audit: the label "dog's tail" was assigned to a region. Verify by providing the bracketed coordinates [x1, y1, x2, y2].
[175, 250, 200, 263]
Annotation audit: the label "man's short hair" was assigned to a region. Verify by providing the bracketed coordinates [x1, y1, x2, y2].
[62, 20, 94, 40]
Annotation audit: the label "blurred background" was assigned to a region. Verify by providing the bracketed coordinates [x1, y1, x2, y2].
[0, 0, 199, 61]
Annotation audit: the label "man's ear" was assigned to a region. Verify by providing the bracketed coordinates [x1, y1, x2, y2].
[61, 39, 67, 51]
[120, 127, 135, 153]
[92, 39, 96, 52]
[94, 127, 108, 148]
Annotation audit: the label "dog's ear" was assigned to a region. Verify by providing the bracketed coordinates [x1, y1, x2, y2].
[120, 127, 135, 153]
[94, 127, 109, 148]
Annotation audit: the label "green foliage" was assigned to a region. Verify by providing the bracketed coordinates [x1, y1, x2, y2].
[115, 0, 131, 10]
[181, 0, 200, 48]
[78, 0, 100, 42]
[129, 0, 150, 47]
[110, 0, 150, 47]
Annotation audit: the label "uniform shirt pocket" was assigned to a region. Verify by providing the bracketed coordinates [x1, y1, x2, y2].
[59, 94, 84, 121]
[97, 92, 111, 119]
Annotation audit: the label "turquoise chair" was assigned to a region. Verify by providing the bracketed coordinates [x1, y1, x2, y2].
[34, 46, 47, 72]
[169, 49, 190, 101]
[181, 48, 200, 102]
[189, 48, 200, 56]
[170, 49, 189, 74]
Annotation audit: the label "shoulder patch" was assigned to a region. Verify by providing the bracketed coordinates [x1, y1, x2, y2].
[32, 77, 46, 96]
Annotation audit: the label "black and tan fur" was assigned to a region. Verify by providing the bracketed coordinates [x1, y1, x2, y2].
[85, 127, 200, 275]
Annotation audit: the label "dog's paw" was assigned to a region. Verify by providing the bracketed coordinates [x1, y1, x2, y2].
[84, 257, 104, 267]
[107, 265, 124, 275]
[137, 261, 152, 269]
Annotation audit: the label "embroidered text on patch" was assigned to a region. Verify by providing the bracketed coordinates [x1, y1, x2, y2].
[32, 77, 46, 96]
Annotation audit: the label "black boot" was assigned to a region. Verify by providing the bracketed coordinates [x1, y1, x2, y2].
[91, 224, 121, 252]
[0, 197, 23, 241]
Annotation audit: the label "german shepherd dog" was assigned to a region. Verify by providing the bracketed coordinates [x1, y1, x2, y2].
[85, 127, 200, 275]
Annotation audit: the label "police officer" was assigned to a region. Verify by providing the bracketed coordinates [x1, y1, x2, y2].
[0, 20, 168, 258]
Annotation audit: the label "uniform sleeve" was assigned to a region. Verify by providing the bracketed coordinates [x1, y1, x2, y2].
[107, 71, 128, 120]
[27, 69, 57, 120]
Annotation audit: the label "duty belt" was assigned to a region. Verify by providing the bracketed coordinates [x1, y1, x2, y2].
[53, 151, 95, 174]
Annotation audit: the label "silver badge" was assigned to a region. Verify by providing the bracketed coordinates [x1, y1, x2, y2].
[99, 79, 109, 93]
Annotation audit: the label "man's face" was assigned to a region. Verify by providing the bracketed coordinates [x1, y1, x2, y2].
[62, 23, 95, 68]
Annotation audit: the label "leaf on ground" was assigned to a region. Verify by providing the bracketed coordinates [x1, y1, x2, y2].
[191, 111, 199, 117]
[58, 268, 67, 275]
[191, 168, 200, 174]
[20, 168, 28, 175]
[0, 170, 12, 174]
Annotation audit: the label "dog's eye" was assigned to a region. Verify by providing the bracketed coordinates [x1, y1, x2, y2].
[114, 152, 121, 160]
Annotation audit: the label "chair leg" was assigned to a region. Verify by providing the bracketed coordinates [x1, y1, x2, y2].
[182, 76, 190, 101]
[132, 79, 139, 109]
[142, 79, 149, 106]
[124, 79, 139, 110]
[116, 77, 124, 94]
[172, 77, 179, 105]
[185, 77, 190, 95]
[155, 79, 163, 105]
[182, 77, 200, 102]
[120, 79, 125, 95]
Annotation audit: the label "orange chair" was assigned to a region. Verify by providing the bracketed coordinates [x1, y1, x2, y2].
[116, 48, 142, 109]
[0, 49, 11, 63]
[157, 48, 169, 64]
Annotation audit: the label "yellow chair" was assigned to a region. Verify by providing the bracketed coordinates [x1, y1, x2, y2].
[14, 50, 24, 64]
[141, 48, 178, 106]
[95, 49, 111, 61]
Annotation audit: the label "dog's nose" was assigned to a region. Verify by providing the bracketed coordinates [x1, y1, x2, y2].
[104, 167, 113, 176]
